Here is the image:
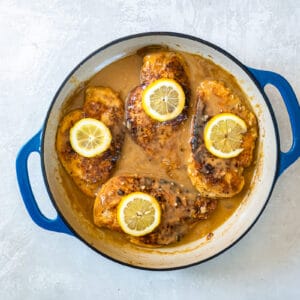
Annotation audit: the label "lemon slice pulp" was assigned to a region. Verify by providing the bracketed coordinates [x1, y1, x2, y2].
[69, 118, 112, 158]
[142, 78, 185, 122]
[204, 113, 247, 159]
[117, 192, 161, 237]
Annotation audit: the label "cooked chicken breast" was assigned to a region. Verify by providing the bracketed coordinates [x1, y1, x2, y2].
[126, 52, 190, 168]
[94, 175, 217, 246]
[188, 80, 258, 198]
[140, 52, 190, 96]
[126, 85, 186, 156]
[56, 87, 124, 197]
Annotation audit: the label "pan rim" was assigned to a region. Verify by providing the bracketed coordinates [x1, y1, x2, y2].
[40, 31, 280, 271]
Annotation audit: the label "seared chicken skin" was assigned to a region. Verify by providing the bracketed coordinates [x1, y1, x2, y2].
[94, 175, 217, 246]
[188, 80, 258, 198]
[56, 87, 124, 197]
[126, 52, 190, 167]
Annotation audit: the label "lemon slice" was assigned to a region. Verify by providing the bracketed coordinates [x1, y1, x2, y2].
[117, 192, 161, 237]
[204, 113, 247, 159]
[142, 78, 185, 122]
[69, 118, 112, 158]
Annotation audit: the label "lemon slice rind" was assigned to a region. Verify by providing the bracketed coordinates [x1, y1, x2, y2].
[142, 78, 185, 122]
[69, 118, 112, 158]
[204, 113, 247, 159]
[117, 192, 161, 237]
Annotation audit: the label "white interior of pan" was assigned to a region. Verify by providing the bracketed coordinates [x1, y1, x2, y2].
[43, 34, 278, 269]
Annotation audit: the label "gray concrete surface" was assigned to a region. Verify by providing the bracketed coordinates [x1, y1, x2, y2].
[0, 0, 299, 299]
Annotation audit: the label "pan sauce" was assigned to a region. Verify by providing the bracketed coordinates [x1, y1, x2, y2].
[59, 48, 257, 246]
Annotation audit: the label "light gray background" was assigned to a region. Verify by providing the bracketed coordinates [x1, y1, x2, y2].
[1, 0, 299, 299]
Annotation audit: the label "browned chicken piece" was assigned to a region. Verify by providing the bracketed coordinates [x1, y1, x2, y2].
[188, 80, 258, 198]
[126, 85, 187, 158]
[56, 87, 124, 197]
[140, 52, 190, 96]
[94, 175, 217, 246]
[126, 52, 190, 167]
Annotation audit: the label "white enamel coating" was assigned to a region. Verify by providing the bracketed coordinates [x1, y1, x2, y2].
[43, 34, 278, 269]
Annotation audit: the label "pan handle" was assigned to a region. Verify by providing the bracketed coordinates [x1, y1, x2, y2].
[248, 67, 300, 176]
[16, 130, 73, 235]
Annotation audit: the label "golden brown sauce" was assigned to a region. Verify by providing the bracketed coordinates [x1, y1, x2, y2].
[60, 48, 257, 247]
